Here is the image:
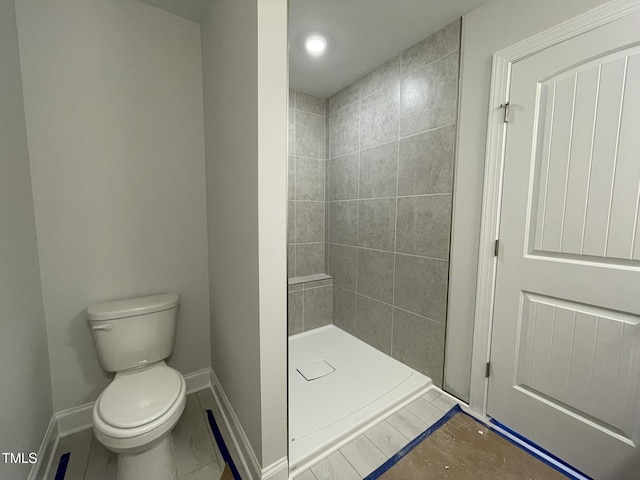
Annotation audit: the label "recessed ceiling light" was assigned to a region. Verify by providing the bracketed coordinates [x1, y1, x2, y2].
[305, 34, 327, 56]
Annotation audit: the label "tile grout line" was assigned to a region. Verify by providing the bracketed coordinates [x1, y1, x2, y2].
[332, 286, 445, 326]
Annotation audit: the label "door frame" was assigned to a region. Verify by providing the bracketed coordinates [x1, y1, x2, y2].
[469, 0, 640, 415]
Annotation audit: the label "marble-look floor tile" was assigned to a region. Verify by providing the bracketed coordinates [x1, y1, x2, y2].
[83, 435, 116, 480]
[47, 429, 92, 480]
[179, 461, 222, 480]
[173, 394, 217, 477]
[196, 390, 226, 470]
[197, 389, 249, 480]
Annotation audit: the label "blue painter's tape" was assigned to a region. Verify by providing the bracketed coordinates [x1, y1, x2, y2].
[489, 417, 592, 480]
[53, 452, 70, 480]
[206, 409, 242, 480]
[364, 404, 462, 480]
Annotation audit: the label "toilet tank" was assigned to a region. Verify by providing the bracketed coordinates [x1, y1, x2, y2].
[88, 293, 179, 372]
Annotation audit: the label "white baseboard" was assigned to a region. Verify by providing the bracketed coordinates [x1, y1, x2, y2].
[185, 367, 212, 394]
[31, 366, 214, 480]
[263, 457, 289, 480]
[56, 402, 94, 437]
[27, 415, 59, 480]
[208, 369, 289, 480]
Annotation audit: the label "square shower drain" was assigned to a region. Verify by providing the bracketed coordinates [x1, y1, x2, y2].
[296, 359, 335, 381]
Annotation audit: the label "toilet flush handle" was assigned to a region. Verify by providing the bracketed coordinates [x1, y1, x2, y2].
[92, 323, 113, 331]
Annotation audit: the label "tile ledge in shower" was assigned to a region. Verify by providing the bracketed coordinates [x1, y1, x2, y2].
[288, 273, 332, 285]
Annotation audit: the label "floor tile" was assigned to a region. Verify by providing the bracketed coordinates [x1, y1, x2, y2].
[83, 435, 116, 480]
[173, 394, 218, 477]
[47, 429, 92, 480]
[421, 388, 441, 402]
[311, 451, 361, 480]
[296, 470, 319, 480]
[364, 420, 409, 457]
[431, 392, 458, 413]
[340, 436, 387, 477]
[179, 461, 222, 480]
[386, 408, 428, 440]
[196, 389, 226, 469]
[405, 396, 445, 427]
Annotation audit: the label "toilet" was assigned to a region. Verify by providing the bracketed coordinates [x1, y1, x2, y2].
[88, 293, 186, 480]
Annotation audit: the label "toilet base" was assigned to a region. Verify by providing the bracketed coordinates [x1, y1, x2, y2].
[116, 434, 177, 480]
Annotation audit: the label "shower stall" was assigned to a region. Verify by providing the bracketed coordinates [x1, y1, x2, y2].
[287, 15, 461, 475]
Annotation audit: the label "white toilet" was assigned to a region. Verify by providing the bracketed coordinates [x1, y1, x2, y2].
[88, 293, 186, 480]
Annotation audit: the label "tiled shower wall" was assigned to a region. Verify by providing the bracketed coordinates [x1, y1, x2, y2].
[326, 21, 460, 386]
[287, 90, 327, 279]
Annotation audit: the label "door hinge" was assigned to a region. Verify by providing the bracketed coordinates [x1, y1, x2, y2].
[494, 239, 499, 257]
[499, 102, 510, 123]
[485, 362, 491, 378]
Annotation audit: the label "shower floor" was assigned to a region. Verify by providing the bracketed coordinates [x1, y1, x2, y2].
[288, 325, 432, 474]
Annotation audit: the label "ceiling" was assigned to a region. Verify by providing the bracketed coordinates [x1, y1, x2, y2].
[139, 0, 490, 98]
[290, 0, 489, 98]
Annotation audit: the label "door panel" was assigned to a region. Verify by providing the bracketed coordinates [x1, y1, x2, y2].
[488, 9, 640, 479]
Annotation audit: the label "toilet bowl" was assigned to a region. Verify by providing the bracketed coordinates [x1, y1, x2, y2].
[88, 293, 185, 480]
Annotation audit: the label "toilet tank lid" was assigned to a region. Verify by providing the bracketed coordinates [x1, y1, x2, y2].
[88, 293, 179, 322]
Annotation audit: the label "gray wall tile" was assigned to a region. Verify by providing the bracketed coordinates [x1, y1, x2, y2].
[329, 80, 360, 114]
[296, 91, 326, 116]
[358, 198, 396, 251]
[394, 254, 448, 321]
[295, 201, 324, 243]
[304, 285, 333, 330]
[359, 142, 398, 199]
[288, 105, 295, 154]
[361, 55, 400, 98]
[398, 125, 455, 195]
[288, 155, 295, 200]
[288, 245, 295, 278]
[329, 103, 359, 157]
[360, 83, 399, 150]
[329, 153, 359, 200]
[296, 243, 325, 277]
[329, 201, 358, 246]
[296, 157, 324, 201]
[396, 195, 451, 259]
[304, 278, 333, 288]
[328, 244, 357, 290]
[356, 248, 394, 304]
[288, 201, 295, 244]
[399, 52, 458, 137]
[288, 291, 303, 335]
[401, 20, 460, 76]
[356, 295, 392, 354]
[333, 286, 356, 335]
[296, 110, 325, 159]
[392, 308, 445, 386]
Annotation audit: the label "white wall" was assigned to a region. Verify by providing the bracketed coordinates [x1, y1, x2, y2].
[15, 0, 210, 412]
[202, 0, 288, 469]
[0, 0, 52, 478]
[446, 0, 612, 402]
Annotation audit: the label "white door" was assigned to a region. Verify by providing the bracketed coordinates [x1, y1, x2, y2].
[488, 8, 640, 480]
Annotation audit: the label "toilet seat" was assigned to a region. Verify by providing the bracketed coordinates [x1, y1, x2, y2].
[98, 363, 182, 428]
[93, 363, 186, 441]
